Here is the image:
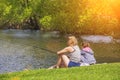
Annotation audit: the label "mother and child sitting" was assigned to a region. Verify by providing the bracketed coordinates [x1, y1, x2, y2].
[49, 36, 96, 69]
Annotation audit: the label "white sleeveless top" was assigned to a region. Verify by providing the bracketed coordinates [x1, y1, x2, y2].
[67, 45, 81, 63]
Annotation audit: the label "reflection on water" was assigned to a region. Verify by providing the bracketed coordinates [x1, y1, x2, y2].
[0, 29, 120, 73]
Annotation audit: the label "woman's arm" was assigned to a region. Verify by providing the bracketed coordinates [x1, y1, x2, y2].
[57, 47, 74, 55]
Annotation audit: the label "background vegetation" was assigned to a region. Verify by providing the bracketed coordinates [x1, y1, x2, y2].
[0, 0, 120, 37]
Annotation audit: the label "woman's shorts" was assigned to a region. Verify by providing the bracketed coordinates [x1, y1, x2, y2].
[68, 61, 80, 67]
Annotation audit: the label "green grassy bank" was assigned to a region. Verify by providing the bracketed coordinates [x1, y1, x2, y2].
[0, 63, 120, 80]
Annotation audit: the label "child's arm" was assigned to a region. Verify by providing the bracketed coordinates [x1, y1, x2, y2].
[81, 50, 85, 55]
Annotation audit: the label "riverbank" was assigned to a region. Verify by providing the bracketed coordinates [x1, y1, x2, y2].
[0, 63, 120, 80]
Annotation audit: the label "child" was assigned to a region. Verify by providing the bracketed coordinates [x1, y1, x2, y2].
[81, 42, 96, 65]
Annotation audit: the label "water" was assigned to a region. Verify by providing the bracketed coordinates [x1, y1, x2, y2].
[0, 29, 120, 73]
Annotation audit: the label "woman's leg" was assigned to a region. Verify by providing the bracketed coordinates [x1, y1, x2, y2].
[61, 54, 70, 67]
[48, 55, 62, 69]
[48, 54, 69, 69]
[56, 55, 62, 67]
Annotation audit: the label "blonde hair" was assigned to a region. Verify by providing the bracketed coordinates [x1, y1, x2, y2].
[68, 36, 78, 46]
[81, 42, 90, 48]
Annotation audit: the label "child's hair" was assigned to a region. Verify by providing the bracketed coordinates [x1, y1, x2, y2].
[81, 42, 90, 48]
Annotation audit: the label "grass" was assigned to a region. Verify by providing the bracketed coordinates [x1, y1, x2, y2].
[0, 63, 120, 80]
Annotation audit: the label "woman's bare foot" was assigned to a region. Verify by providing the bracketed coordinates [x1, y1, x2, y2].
[48, 65, 59, 69]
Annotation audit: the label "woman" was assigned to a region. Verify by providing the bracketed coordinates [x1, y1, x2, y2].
[81, 42, 96, 65]
[49, 36, 81, 69]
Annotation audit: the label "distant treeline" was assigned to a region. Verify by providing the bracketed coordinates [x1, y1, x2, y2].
[0, 0, 120, 37]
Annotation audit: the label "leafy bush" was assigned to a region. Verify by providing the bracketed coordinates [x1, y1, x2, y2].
[0, 0, 120, 37]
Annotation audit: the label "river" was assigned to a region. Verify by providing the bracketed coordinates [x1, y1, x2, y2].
[0, 29, 120, 73]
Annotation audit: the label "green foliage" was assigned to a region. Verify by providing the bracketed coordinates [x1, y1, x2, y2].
[0, 63, 120, 80]
[40, 15, 52, 30]
[0, 0, 120, 36]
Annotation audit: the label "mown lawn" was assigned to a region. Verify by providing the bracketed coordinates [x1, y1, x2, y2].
[0, 63, 120, 80]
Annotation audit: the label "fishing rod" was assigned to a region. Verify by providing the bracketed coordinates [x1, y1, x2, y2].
[1, 37, 61, 54]
[33, 46, 57, 54]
